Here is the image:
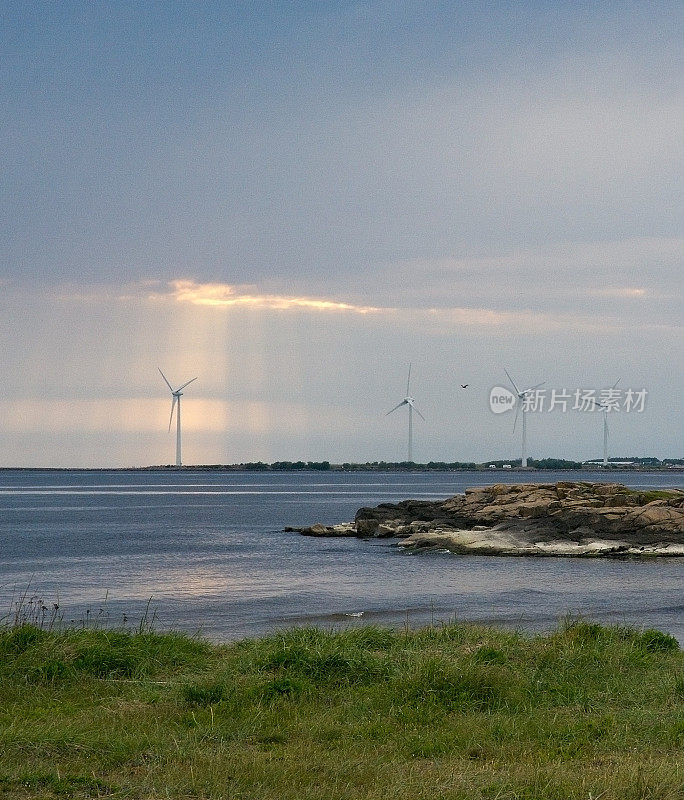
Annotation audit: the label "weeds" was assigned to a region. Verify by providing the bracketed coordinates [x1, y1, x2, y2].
[2, 589, 159, 636]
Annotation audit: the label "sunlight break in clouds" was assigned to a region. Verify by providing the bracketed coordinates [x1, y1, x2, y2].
[167, 280, 384, 314]
[162, 279, 656, 332]
[164, 280, 549, 327]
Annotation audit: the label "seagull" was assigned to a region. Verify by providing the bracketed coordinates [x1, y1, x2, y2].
[461, 384, 469, 388]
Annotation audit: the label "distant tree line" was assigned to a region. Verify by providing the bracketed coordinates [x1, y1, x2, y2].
[147, 457, 682, 471]
[238, 461, 331, 471]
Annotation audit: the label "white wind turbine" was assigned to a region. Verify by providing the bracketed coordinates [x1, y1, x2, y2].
[592, 378, 620, 467]
[386, 364, 425, 463]
[505, 368, 545, 468]
[159, 368, 197, 467]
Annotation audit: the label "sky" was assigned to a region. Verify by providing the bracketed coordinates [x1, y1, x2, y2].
[1, 0, 682, 467]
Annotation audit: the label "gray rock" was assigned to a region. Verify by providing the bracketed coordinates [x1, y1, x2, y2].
[290, 482, 684, 558]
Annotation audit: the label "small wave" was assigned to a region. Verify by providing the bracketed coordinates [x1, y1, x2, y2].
[642, 603, 684, 615]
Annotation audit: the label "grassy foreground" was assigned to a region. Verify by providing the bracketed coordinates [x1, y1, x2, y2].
[0, 621, 682, 800]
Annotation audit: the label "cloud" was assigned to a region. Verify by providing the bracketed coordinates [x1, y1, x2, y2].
[162, 279, 385, 314]
[590, 287, 647, 298]
[159, 278, 559, 327]
[368, 237, 682, 321]
[7, 273, 677, 338]
[155, 278, 675, 334]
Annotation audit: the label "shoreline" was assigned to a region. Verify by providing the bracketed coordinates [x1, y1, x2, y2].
[1, 464, 683, 472]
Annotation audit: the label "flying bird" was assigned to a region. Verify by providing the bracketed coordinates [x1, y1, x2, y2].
[461, 384, 469, 388]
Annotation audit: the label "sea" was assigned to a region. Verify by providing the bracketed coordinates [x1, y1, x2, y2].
[0, 469, 682, 643]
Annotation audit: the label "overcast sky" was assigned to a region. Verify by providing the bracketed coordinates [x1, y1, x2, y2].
[1, 0, 682, 467]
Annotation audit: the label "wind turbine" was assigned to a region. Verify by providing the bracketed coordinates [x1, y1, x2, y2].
[159, 368, 197, 467]
[592, 379, 620, 467]
[504, 369, 545, 468]
[386, 364, 425, 463]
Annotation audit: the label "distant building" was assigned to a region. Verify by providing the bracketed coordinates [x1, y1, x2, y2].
[582, 460, 636, 467]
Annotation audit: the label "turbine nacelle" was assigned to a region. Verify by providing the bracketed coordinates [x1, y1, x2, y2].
[386, 396, 426, 421]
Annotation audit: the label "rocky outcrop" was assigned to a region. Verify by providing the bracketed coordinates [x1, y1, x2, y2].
[284, 522, 357, 537]
[288, 483, 684, 557]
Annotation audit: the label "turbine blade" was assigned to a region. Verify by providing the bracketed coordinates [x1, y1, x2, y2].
[177, 377, 198, 391]
[386, 400, 407, 416]
[611, 377, 621, 390]
[406, 363, 412, 396]
[504, 368, 521, 395]
[412, 404, 426, 422]
[525, 381, 545, 392]
[513, 400, 520, 433]
[168, 396, 177, 431]
[158, 368, 173, 391]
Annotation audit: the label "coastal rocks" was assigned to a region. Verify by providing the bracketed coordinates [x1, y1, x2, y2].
[353, 500, 467, 537]
[284, 522, 357, 537]
[397, 527, 684, 558]
[292, 482, 684, 558]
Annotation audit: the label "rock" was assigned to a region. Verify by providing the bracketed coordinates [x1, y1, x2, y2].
[330, 523, 357, 536]
[307, 524, 333, 536]
[355, 518, 379, 537]
[290, 522, 357, 537]
[290, 482, 684, 558]
[376, 523, 400, 537]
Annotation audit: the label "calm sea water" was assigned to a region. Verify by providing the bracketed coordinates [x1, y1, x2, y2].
[0, 469, 682, 642]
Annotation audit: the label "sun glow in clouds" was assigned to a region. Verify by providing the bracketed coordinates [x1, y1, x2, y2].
[156, 279, 660, 332]
[167, 280, 384, 314]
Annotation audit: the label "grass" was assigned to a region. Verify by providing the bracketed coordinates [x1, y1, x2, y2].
[621, 488, 683, 504]
[0, 621, 682, 799]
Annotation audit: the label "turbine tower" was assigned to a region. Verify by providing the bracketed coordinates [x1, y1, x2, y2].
[159, 368, 197, 467]
[505, 369, 545, 468]
[386, 364, 425, 462]
[593, 379, 620, 467]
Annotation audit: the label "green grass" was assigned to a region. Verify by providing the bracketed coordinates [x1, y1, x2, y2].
[0, 621, 682, 799]
[621, 488, 683, 504]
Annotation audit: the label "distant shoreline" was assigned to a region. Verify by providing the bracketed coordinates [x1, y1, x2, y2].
[0, 463, 682, 473]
